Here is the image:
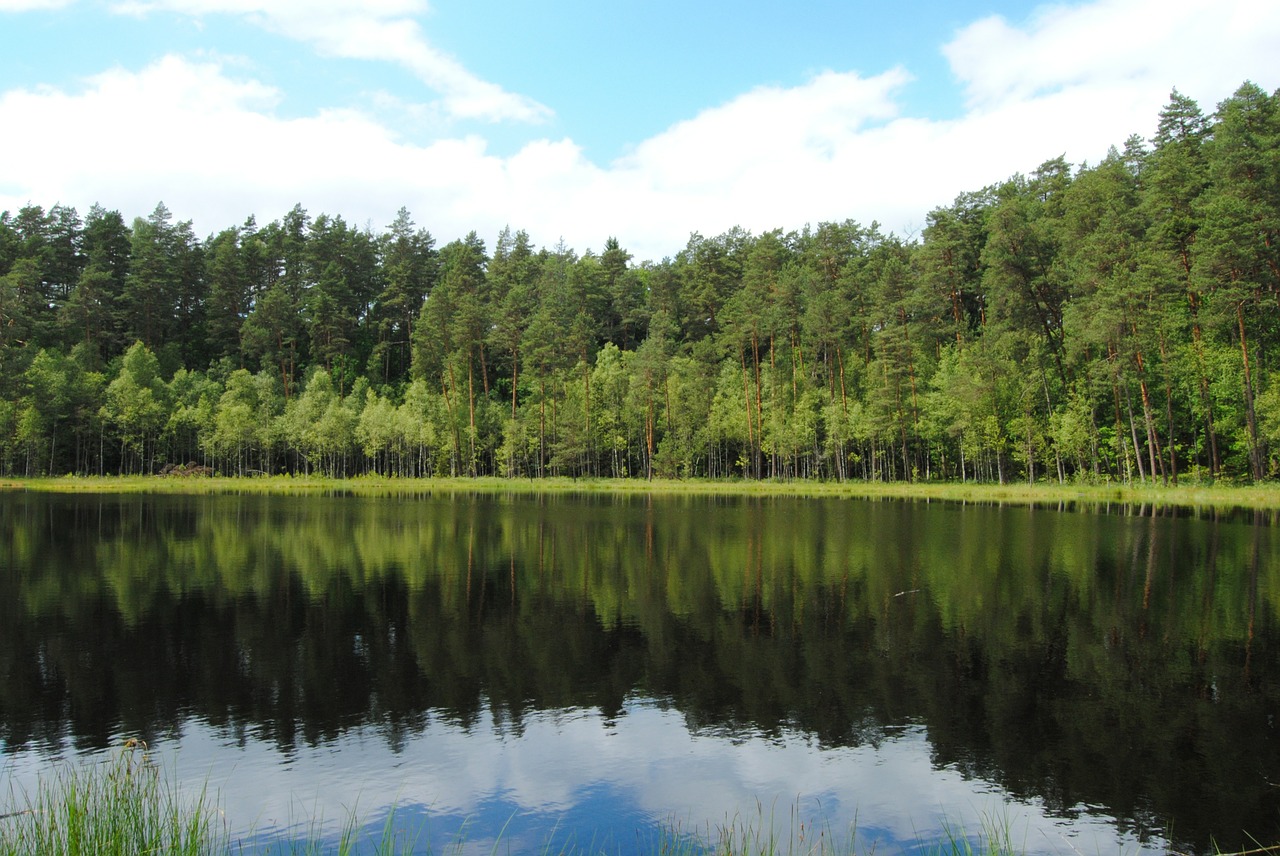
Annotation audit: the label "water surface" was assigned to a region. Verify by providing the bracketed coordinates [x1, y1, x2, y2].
[0, 491, 1275, 854]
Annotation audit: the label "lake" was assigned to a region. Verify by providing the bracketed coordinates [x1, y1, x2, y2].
[0, 490, 1276, 855]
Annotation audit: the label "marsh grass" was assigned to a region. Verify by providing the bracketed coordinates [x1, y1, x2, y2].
[3, 474, 1280, 513]
[933, 814, 1024, 856]
[0, 744, 421, 856]
[656, 800, 1028, 856]
[693, 800, 854, 856]
[0, 740, 219, 856]
[230, 805, 423, 856]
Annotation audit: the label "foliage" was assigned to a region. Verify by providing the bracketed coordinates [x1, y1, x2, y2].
[2, 84, 1279, 483]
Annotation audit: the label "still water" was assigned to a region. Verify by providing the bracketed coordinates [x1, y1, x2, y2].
[0, 490, 1276, 854]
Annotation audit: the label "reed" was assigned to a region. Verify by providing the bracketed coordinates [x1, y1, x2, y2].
[0, 744, 422, 856]
[670, 801, 1023, 856]
[0, 740, 219, 856]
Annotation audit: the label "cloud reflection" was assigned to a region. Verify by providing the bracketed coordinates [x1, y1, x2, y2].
[3, 698, 1166, 856]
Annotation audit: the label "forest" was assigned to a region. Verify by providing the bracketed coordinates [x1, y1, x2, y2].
[0, 82, 1277, 483]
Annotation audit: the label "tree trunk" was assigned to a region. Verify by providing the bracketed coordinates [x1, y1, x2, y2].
[538, 378, 546, 478]
[1126, 386, 1146, 484]
[1135, 364, 1162, 483]
[442, 366, 461, 476]
[740, 350, 754, 478]
[753, 335, 764, 479]
[1237, 302, 1264, 481]
[583, 357, 592, 477]
[645, 395, 654, 480]
[1158, 330, 1178, 485]
[466, 356, 477, 476]
[837, 343, 848, 416]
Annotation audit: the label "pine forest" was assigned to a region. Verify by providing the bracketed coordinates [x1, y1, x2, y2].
[1, 83, 1278, 484]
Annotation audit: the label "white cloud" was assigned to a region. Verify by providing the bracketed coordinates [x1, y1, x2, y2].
[944, 0, 1280, 113]
[1, 0, 1278, 261]
[110, 0, 551, 123]
[0, 55, 411, 227]
[0, 0, 73, 8]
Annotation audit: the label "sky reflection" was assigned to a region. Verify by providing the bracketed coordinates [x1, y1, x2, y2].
[3, 697, 1166, 856]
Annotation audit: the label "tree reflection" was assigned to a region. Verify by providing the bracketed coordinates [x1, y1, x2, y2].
[0, 492, 1275, 852]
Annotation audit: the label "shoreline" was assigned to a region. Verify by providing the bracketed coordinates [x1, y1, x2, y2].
[2, 474, 1279, 512]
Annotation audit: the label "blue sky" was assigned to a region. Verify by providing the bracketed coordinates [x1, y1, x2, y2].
[1, 0, 1277, 261]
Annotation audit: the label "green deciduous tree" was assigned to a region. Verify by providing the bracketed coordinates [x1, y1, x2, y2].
[100, 341, 169, 473]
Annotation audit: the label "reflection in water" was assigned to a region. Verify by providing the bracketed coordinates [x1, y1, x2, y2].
[2, 704, 1161, 856]
[0, 491, 1276, 854]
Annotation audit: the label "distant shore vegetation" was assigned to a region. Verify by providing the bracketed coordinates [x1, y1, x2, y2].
[2, 84, 1279, 486]
[5, 476, 1280, 517]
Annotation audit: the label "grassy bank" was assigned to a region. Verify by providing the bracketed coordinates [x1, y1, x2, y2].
[1, 473, 1279, 512]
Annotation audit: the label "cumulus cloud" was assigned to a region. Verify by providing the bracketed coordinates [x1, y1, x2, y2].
[0, 55, 453, 228]
[944, 0, 1280, 112]
[110, 0, 551, 123]
[1, 0, 1278, 261]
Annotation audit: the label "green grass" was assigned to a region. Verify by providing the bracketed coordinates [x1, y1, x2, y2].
[0, 740, 219, 856]
[3, 473, 1280, 512]
[672, 800, 861, 856]
[0, 743, 430, 856]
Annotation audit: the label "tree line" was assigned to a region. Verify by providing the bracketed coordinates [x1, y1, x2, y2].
[1, 82, 1278, 482]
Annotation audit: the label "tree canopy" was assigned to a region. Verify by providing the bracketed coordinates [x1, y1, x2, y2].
[1, 83, 1278, 483]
